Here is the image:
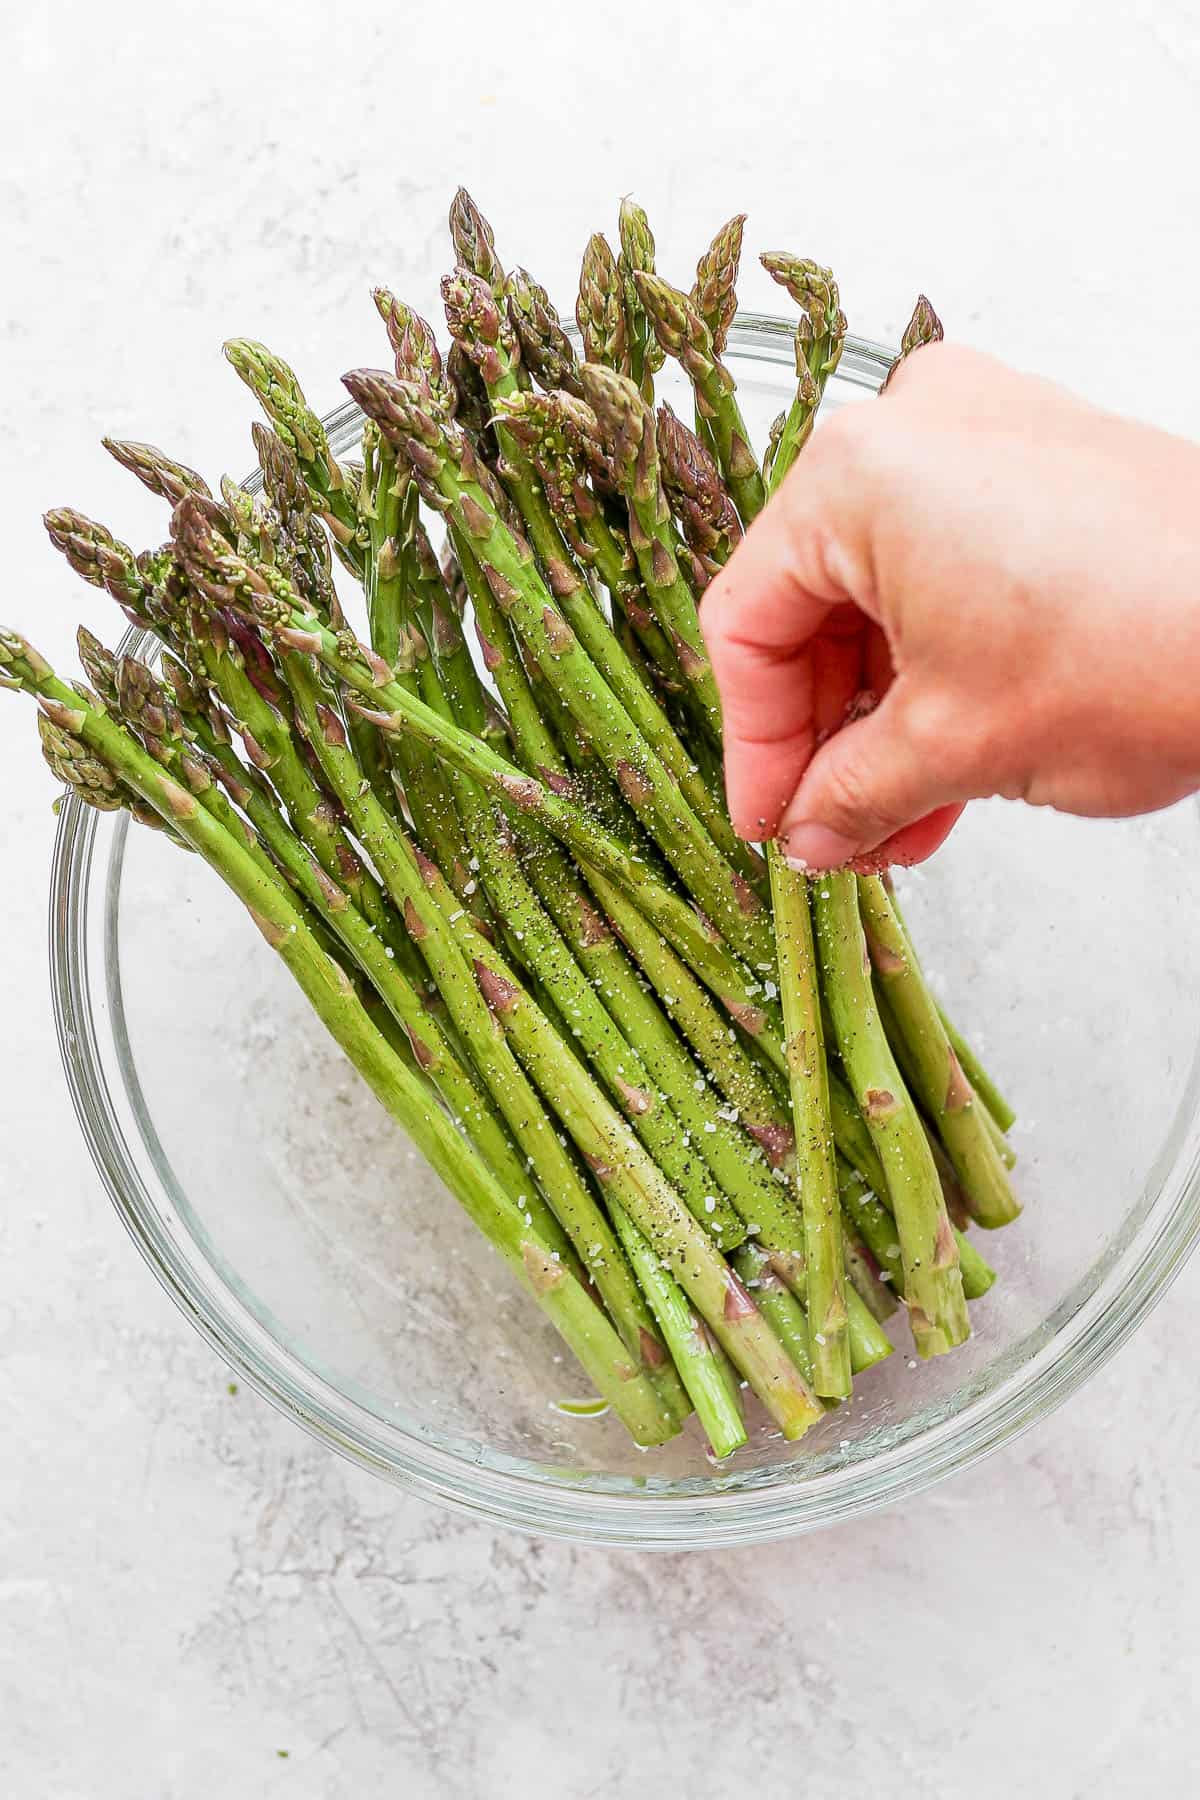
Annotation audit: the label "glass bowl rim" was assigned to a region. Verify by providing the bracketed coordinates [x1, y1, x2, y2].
[47, 317, 1200, 1548]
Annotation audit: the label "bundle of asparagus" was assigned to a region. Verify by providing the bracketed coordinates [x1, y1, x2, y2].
[6, 192, 1020, 1458]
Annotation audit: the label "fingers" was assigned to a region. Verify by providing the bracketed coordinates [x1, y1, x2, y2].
[776, 685, 978, 870]
[701, 418, 879, 839]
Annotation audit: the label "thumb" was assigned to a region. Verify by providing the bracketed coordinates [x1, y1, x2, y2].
[776, 684, 976, 870]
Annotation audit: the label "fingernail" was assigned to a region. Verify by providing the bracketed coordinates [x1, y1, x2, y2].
[779, 821, 860, 872]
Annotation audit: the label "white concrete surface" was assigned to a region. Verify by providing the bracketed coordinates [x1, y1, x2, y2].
[3, 2, 1200, 1793]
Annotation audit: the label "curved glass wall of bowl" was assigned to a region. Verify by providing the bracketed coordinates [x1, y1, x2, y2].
[49, 321, 1200, 1547]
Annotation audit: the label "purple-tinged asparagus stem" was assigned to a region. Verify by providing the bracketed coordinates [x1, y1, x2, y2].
[462, 933, 822, 1440]
[656, 401, 743, 584]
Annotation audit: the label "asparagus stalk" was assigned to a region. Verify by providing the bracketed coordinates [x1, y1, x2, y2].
[443, 274, 724, 830]
[769, 850, 850, 1397]
[656, 401, 743, 585]
[884, 878, 1016, 1132]
[759, 254, 847, 487]
[175, 494, 682, 1403]
[575, 364, 724, 740]
[173, 678, 557, 1248]
[860, 875, 1021, 1230]
[448, 186, 506, 298]
[607, 1199, 748, 1459]
[495, 386, 694, 704]
[830, 1070, 996, 1300]
[732, 1241, 817, 1387]
[813, 873, 970, 1357]
[633, 269, 767, 526]
[2, 633, 677, 1447]
[467, 809, 747, 1248]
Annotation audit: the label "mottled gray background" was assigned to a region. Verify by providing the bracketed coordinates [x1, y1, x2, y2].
[4, 3, 1200, 1794]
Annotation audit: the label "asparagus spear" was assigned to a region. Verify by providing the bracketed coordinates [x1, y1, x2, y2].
[495, 386, 693, 705]
[599, 1199, 748, 1459]
[616, 198, 665, 401]
[691, 213, 747, 358]
[859, 875, 1021, 1229]
[467, 810, 747, 1248]
[448, 186, 505, 298]
[507, 267, 584, 396]
[770, 852, 849, 1397]
[168, 665, 553, 1245]
[173, 503, 781, 1056]
[3, 633, 677, 1446]
[575, 364, 724, 740]
[884, 877, 1016, 1132]
[633, 269, 766, 526]
[275, 649, 687, 1411]
[576, 232, 629, 373]
[467, 394, 763, 889]
[880, 294, 944, 393]
[222, 339, 363, 573]
[462, 937, 822, 1439]
[814, 873, 969, 1357]
[343, 368, 776, 971]
[758, 254, 847, 487]
[830, 1070, 996, 1302]
[101, 437, 213, 505]
[175, 500, 686, 1398]
[656, 401, 743, 585]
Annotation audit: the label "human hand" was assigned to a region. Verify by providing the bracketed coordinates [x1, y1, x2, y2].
[701, 342, 1200, 870]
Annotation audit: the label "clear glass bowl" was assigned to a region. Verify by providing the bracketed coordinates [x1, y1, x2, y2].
[49, 318, 1200, 1547]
